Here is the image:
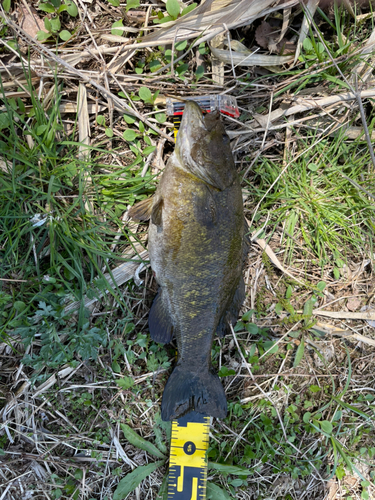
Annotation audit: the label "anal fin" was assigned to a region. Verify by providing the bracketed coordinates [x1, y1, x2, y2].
[149, 289, 174, 344]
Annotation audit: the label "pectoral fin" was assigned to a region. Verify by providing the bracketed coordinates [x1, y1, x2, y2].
[151, 198, 163, 226]
[128, 197, 154, 222]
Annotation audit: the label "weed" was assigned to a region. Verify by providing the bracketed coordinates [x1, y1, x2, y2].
[246, 129, 375, 266]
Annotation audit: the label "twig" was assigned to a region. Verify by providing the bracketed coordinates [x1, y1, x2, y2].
[0, 11, 174, 143]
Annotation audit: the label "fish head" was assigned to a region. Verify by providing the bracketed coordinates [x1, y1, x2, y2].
[175, 101, 236, 190]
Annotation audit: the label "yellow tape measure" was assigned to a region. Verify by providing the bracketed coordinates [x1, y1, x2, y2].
[173, 116, 181, 140]
[168, 411, 210, 499]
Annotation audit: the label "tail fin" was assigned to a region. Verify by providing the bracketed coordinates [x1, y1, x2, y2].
[161, 364, 227, 421]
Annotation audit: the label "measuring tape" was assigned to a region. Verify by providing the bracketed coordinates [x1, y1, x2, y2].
[168, 95, 239, 140]
[168, 411, 210, 499]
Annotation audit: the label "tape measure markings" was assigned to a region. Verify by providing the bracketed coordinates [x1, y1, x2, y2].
[167, 412, 210, 500]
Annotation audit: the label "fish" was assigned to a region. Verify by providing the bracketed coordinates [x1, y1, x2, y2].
[129, 101, 247, 421]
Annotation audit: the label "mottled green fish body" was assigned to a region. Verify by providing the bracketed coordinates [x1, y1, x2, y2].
[130, 101, 246, 421]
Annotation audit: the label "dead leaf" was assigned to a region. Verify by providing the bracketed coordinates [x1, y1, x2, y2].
[18, 5, 46, 39]
[255, 21, 276, 49]
[325, 479, 338, 500]
[346, 297, 361, 311]
[276, 40, 296, 55]
[126, 10, 147, 25]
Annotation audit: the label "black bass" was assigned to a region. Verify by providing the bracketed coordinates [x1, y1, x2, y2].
[129, 101, 247, 421]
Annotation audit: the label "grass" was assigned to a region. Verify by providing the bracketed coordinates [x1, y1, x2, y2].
[1, 1, 375, 499]
[245, 127, 375, 266]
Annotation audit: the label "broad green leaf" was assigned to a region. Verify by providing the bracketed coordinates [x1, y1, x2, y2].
[333, 267, 340, 279]
[230, 478, 243, 487]
[0, 113, 10, 130]
[123, 129, 138, 141]
[37, 124, 48, 135]
[208, 462, 252, 476]
[14, 301, 26, 312]
[96, 115, 105, 126]
[303, 38, 313, 52]
[320, 420, 333, 435]
[263, 340, 278, 355]
[249, 344, 256, 357]
[218, 366, 236, 377]
[293, 336, 305, 367]
[50, 17, 61, 32]
[303, 411, 311, 424]
[333, 410, 342, 421]
[44, 17, 52, 31]
[65, 0, 78, 16]
[37, 30, 52, 41]
[38, 3, 56, 13]
[166, 0, 180, 19]
[57, 4, 68, 13]
[317, 281, 326, 291]
[120, 423, 166, 458]
[112, 361, 121, 373]
[149, 60, 162, 72]
[105, 127, 114, 138]
[309, 385, 320, 393]
[233, 321, 244, 332]
[275, 302, 283, 315]
[308, 163, 319, 172]
[181, 3, 197, 16]
[3, 0, 11, 12]
[126, 0, 139, 11]
[335, 464, 346, 480]
[153, 15, 174, 24]
[175, 40, 187, 51]
[246, 323, 258, 335]
[206, 482, 234, 500]
[117, 376, 134, 389]
[176, 63, 188, 76]
[111, 20, 124, 36]
[286, 285, 293, 299]
[241, 309, 255, 322]
[113, 461, 164, 500]
[123, 113, 136, 124]
[195, 65, 204, 80]
[198, 42, 208, 55]
[303, 298, 314, 326]
[143, 146, 156, 155]
[139, 87, 153, 103]
[108, 0, 120, 5]
[59, 30, 72, 41]
[155, 112, 166, 123]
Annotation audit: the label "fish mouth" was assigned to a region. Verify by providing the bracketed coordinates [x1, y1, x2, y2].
[175, 101, 220, 166]
[178, 100, 206, 138]
[178, 100, 221, 138]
